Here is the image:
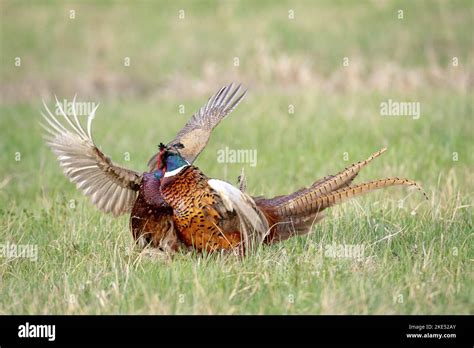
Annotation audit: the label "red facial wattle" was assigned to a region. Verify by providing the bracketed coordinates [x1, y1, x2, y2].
[156, 149, 167, 177]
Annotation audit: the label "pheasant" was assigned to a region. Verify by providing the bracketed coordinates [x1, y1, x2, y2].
[155, 144, 426, 254]
[42, 83, 247, 252]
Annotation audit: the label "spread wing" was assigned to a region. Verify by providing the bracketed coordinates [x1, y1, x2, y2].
[41, 97, 142, 216]
[147, 83, 247, 170]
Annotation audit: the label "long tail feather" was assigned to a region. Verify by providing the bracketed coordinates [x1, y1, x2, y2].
[264, 148, 387, 207]
[309, 147, 387, 195]
[259, 177, 424, 243]
[307, 177, 427, 212]
[255, 148, 426, 244]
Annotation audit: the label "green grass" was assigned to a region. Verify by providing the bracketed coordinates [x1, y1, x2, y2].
[0, 0, 472, 314]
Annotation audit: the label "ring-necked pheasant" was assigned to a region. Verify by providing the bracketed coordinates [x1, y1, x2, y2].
[155, 144, 426, 254]
[42, 83, 247, 252]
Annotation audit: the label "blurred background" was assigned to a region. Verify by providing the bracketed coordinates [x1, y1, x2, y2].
[1, 0, 472, 197]
[1, 0, 472, 100]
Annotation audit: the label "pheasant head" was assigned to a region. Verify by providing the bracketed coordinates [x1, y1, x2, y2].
[155, 142, 189, 179]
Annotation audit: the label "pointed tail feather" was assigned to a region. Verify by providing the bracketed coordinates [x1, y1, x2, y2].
[262, 148, 387, 207]
[308, 147, 387, 197]
[256, 148, 389, 218]
[254, 147, 427, 244]
[259, 177, 424, 243]
[307, 178, 426, 212]
[277, 177, 425, 219]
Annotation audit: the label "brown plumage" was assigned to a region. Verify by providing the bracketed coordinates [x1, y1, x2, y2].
[130, 173, 177, 250]
[42, 83, 247, 251]
[254, 147, 424, 242]
[160, 166, 243, 251]
[43, 84, 426, 255]
[156, 146, 426, 253]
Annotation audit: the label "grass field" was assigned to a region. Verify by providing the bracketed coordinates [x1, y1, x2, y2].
[0, 0, 472, 314]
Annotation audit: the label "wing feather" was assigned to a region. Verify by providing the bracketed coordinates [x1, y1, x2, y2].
[208, 179, 269, 252]
[147, 83, 247, 169]
[42, 98, 141, 216]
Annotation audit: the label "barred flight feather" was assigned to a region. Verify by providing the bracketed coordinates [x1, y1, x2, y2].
[41, 97, 141, 216]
